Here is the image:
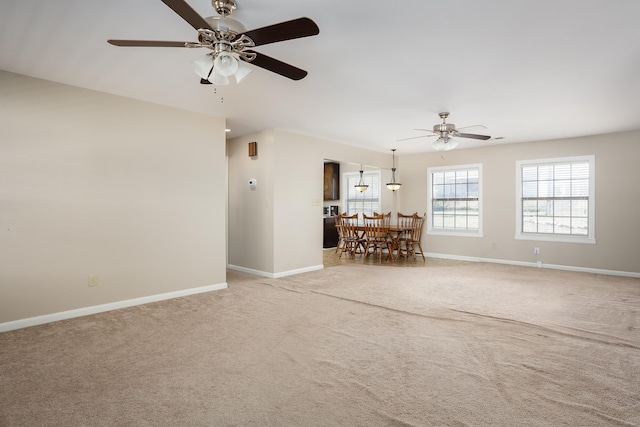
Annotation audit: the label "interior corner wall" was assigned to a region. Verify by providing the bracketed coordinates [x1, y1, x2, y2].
[399, 130, 640, 274]
[0, 71, 228, 324]
[226, 130, 276, 273]
[227, 129, 393, 276]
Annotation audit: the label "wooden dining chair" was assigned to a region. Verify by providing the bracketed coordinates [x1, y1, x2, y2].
[382, 211, 391, 227]
[374, 211, 392, 228]
[337, 213, 360, 258]
[363, 213, 391, 262]
[396, 212, 416, 259]
[334, 214, 344, 254]
[406, 213, 426, 261]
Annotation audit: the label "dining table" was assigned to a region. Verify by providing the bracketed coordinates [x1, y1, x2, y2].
[352, 224, 412, 261]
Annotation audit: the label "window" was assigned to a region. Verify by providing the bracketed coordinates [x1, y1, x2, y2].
[427, 164, 483, 237]
[516, 155, 595, 243]
[343, 170, 381, 219]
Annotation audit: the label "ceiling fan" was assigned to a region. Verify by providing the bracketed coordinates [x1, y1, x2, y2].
[400, 112, 491, 151]
[108, 0, 319, 85]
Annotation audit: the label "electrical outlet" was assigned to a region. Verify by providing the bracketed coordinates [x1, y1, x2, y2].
[88, 275, 98, 287]
[491, 242, 497, 249]
[534, 247, 540, 255]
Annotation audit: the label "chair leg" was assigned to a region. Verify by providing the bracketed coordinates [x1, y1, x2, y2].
[337, 240, 345, 258]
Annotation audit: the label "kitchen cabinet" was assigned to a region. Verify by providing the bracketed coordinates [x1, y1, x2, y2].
[323, 217, 339, 248]
[324, 162, 340, 201]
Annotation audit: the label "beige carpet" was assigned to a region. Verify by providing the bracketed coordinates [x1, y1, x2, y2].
[1, 262, 639, 426]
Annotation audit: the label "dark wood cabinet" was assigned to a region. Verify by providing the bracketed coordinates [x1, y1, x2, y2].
[323, 162, 340, 201]
[323, 217, 339, 248]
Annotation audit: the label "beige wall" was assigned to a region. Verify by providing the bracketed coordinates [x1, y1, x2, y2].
[0, 72, 228, 324]
[4, 70, 635, 328]
[227, 130, 394, 276]
[227, 130, 276, 273]
[399, 131, 640, 274]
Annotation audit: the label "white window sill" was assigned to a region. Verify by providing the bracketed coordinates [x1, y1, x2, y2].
[428, 229, 483, 238]
[515, 233, 596, 244]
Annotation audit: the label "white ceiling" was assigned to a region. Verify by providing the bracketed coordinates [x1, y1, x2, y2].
[1, 0, 639, 153]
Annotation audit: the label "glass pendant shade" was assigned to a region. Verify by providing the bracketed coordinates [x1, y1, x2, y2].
[386, 182, 401, 191]
[386, 172, 402, 191]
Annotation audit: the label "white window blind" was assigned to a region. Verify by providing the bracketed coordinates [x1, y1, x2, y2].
[516, 156, 595, 243]
[343, 171, 381, 220]
[427, 164, 483, 237]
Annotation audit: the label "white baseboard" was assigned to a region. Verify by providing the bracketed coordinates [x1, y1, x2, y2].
[0, 282, 228, 333]
[227, 264, 324, 279]
[425, 252, 640, 278]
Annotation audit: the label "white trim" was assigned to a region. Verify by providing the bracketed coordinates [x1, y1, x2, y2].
[515, 233, 596, 244]
[427, 229, 484, 238]
[425, 252, 640, 278]
[0, 282, 228, 333]
[515, 155, 596, 243]
[427, 163, 483, 237]
[227, 264, 323, 279]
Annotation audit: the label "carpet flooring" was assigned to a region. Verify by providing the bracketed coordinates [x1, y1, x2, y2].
[1, 260, 639, 426]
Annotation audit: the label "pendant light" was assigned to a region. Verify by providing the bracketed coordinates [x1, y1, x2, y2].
[386, 149, 402, 191]
[354, 166, 369, 192]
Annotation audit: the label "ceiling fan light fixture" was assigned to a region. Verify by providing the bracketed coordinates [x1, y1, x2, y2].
[195, 52, 249, 85]
[214, 52, 239, 76]
[234, 61, 252, 83]
[210, 70, 230, 85]
[432, 137, 458, 151]
[192, 55, 215, 79]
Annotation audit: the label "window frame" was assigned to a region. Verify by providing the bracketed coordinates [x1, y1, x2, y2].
[427, 163, 483, 237]
[515, 155, 596, 244]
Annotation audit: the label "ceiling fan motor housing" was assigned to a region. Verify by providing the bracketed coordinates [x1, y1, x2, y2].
[213, 0, 236, 16]
[434, 123, 456, 133]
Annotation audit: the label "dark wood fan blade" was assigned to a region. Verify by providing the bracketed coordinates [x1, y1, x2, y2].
[243, 50, 307, 80]
[242, 17, 319, 47]
[108, 39, 191, 47]
[161, 0, 212, 31]
[457, 133, 491, 140]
